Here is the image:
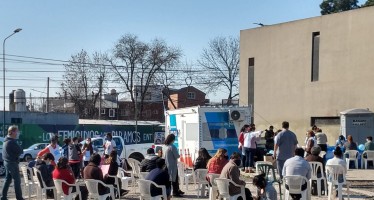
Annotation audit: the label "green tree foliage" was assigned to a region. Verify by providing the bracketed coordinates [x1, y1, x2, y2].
[363, 0, 374, 7]
[320, 0, 359, 15]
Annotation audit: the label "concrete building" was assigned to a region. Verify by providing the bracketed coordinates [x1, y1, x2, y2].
[239, 6, 374, 144]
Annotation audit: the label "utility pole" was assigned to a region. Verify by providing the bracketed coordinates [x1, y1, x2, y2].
[46, 77, 49, 113]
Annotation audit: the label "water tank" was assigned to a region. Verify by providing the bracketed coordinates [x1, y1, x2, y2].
[14, 89, 27, 112]
[9, 90, 15, 111]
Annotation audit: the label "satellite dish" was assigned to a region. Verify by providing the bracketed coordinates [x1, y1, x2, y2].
[231, 110, 241, 120]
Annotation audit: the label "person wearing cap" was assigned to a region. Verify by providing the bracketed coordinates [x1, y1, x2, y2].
[37, 135, 61, 165]
[140, 148, 160, 172]
[305, 146, 325, 195]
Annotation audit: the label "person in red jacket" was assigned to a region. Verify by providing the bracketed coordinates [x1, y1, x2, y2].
[238, 124, 250, 171]
[206, 148, 228, 185]
[52, 157, 88, 200]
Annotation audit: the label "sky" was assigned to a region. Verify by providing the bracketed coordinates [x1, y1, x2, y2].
[0, 0, 364, 110]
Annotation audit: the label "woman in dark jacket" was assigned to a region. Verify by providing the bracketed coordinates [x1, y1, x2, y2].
[193, 148, 212, 171]
[103, 150, 128, 197]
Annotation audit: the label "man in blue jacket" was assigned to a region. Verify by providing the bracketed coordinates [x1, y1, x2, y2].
[1, 125, 24, 200]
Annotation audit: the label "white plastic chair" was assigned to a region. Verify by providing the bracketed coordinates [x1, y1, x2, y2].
[84, 179, 115, 200]
[192, 168, 209, 198]
[106, 174, 122, 199]
[255, 161, 273, 174]
[138, 179, 167, 200]
[21, 165, 37, 200]
[326, 164, 350, 200]
[118, 167, 133, 191]
[177, 162, 193, 190]
[207, 173, 220, 200]
[215, 178, 246, 200]
[362, 150, 374, 169]
[308, 162, 327, 196]
[283, 175, 311, 200]
[319, 151, 327, 158]
[127, 158, 141, 192]
[345, 150, 359, 169]
[53, 179, 81, 200]
[139, 172, 150, 180]
[33, 167, 57, 200]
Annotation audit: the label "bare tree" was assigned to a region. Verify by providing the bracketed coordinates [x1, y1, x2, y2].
[198, 36, 240, 103]
[60, 50, 110, 118]
[111, 34, 182, 119]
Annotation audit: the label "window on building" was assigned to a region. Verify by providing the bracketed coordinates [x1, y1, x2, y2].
[153, 110, 159, 114]
[11, 118, 22, 124]
[187, 92, 196, 99]
[311, 32, 320, 82]
[311, 116, 339, 126]
[100, 109, 105, 115]
[109, 109, 115, 118]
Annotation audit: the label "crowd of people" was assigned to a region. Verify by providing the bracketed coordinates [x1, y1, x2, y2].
[2, 121, 374, 200]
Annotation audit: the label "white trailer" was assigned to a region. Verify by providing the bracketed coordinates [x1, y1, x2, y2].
[165, 106, 252, 161]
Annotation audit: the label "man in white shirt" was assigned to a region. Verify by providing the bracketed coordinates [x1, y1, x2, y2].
[104, 133, 116, 158]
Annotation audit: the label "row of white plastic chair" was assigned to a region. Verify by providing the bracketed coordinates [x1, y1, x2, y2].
[21, 165, 133, 200]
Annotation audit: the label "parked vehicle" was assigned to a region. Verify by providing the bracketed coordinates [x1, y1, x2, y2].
[20, 143, 49, 161]
[80, 135, 150, 162]
[0, 152, 5, 176]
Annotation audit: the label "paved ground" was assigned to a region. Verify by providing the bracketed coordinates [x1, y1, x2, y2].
[1, 168, 374, 199]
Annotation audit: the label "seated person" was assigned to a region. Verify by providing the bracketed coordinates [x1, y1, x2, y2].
[253, 173, 277, 200]
[219, 152, 253, 200]
[207, 148, 228, 185]
[35, 153, 55, 199]
[83, 153, 110, 195]
[53, 157, 88, 200]
[305, 146, 326, 195]
[282, 148, 311, 200]
[194, 148, 211, 171]
[145, 158, 171, 200]
[326, 146, 346, 197]
[140, 148, 159, 172]
[103, 150, 129, 197]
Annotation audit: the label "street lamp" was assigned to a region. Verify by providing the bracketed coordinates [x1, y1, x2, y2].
[3, 28, 22, 137]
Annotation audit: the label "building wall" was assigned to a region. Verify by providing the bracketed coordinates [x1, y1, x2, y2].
[239, 7, 374, 144]
[168, 86, 206, 110]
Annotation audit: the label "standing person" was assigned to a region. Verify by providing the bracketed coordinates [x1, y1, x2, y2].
[273, 121, 298, 179]
[238, 124, 250, 171]
[243, 126, 262, 173]
[264, 126, 275, 151]
[69, 137, 81, 178]
[219, 152, 253, 200]
[37, 135, 61, 166]
[82, 137, 94, 167]
[1, 125, 24, 200]
[162, 134, 184, 197]
[193, 148, 212, 171]
[103, 133, 116, 158]
[315, 128, 328, 152]
[305, 130, 317, 156]
[61, 138, 71, 158]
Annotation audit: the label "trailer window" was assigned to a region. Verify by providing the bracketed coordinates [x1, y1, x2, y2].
[92, 139, 103, 148]
[202, 123, 236, 141]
